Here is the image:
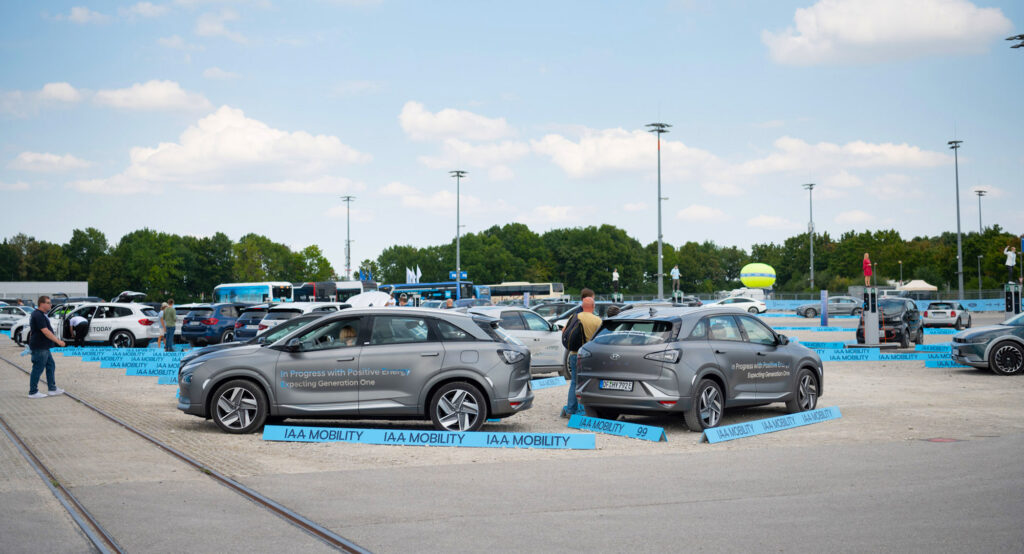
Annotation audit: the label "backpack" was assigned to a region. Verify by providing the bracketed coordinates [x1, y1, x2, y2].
[561, 312, 586, 352]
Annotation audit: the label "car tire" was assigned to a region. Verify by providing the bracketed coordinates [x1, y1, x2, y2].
[806, 308, 818, 318]
[685, 379, 724, 432]
[13, 327, 23, 346]
[852, 308, 862, 316]
[429, 381, 487, 432]
[899, 328, 910, 349]
[584, 406, 620, 420]
[211, 379, 268, 433]
[748, 307, 759, 314]
[111, 330, 135, 348]
[989, 341, 1024, 376]
[914, 328, 924, 345]
[955, 318, 964, 331]
[966, 316, 972, 329]
[221, 330, 234, 344]
[560, 351, 571, 380]
[785, 368, 819, 413]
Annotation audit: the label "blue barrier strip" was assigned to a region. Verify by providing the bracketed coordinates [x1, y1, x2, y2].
[262, 425, 596, 449]
[567, 414, 666, 441]
[925, 360, 972, 368]
[530, 376, 567, 390]
[703, 407, 841, 443]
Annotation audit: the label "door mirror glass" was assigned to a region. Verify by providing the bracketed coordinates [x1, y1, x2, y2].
[777, 334, 789, 345]
[285, 337, 301, 351]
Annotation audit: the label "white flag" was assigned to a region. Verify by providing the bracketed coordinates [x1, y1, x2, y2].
[415, 265, 422, 284]
[405, 267, 413, 284]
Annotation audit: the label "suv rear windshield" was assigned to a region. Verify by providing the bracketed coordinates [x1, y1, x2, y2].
[186, 308, 214, 318]
[265, 309, 302, 321]
[592, 320, 675, 346]
[879, 300, 908, 316]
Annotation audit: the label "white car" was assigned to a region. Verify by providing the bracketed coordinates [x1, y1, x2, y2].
[59, 302, 163, 348]
[258, 302, 349, 331]
[468, 306, 565, 376]
[0, 305, 33, 329]
[922, 301, 972, 329]
[706, 296, 767, 314]
[12, 303, 85, 346]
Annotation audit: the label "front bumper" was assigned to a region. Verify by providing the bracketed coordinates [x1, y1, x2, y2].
[951, 342, 988, 368]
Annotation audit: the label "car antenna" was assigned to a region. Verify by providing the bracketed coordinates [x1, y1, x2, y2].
[649, 307, 656, 317]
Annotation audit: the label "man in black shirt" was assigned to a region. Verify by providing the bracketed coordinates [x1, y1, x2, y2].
[28, 296, 66, 398]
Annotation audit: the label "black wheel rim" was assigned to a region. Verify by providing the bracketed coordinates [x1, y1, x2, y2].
[797, 373, 817, 410]
[993, 345, 1023, 374]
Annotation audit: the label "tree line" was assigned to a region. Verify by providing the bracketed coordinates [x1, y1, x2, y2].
[1, 223, 1018, 301]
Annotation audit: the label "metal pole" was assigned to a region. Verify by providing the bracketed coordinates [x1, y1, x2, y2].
[340, 196, 355, 280]
[450, 170, 467, 300]
[899, 261, 903, 286]
[976, 189, 987, 233]
[977, 255, 983, 296]
[949, 140, 964, 301]
[803, 184, 815, 289]
[646, 123, 671, 300]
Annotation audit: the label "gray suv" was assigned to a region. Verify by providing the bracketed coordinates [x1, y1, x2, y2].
[577, 307, 823, 431]
[177, 308, 533, 433]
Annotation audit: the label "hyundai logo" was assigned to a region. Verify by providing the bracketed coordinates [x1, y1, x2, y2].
[610, 353, 621, 360]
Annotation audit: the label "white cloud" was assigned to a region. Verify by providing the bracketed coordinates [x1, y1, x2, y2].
[835, 209, 875, 224]
[417, 138, 529, 170]
[677, 204, 726, 221]
[515, 205, 582, 226]
[1, 82, 83, 116]
[763, 0, 1013, 65]
[8, 152, 92, 172]
[57, 6, 111, 24]
[400, 101, 512, 141]
[377, 180, 509, 217]
[733, 136, 947, 177]
[0, 181, 30, 191]
[39, 82, 82, 102]
[822, 170, 862, 189]
[158, 35, 204, 51]
[701, 182, 742, 197]
[623, 202, 647, 212]
[203, 67, 240, 80]
[94, 80, 212, 111]
[747, 215, 802, 230]
[70, 105, 370, 194]
[121, 2, 170, 17]
[196, 9, 247, 43]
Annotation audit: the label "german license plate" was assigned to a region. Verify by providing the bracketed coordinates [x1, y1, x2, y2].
[246, 325, 258, 329]
[599, 379, 633, 391]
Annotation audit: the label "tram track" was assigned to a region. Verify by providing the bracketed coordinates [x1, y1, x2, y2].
[1, 354, 369, 554]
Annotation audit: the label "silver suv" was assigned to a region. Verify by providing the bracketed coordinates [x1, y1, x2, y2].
[177, 307, 533, 433]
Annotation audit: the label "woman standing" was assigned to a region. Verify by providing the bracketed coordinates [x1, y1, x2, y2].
[863, 253, 873, 287]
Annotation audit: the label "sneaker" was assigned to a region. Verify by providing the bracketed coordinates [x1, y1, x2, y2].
[28, 392, 47, 399]
[559, 407, 571, 419]
[47, 388, 64, 396]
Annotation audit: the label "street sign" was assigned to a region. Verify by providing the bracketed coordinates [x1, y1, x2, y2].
[448, 271, 468, 280]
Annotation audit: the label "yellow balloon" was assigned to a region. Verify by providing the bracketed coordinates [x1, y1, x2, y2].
[740, 263, 776, 288]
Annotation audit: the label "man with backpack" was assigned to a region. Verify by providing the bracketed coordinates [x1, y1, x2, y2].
[561, 288, 602, 418]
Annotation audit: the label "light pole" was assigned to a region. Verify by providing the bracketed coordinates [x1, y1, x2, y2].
[646, 122, 671, 300]
[803, 183, 815, 289]
[898, 260, 903, 287]
[977, 255, 983, 297]
[450, 170, 467, 300]
[340, 195, 355, 280]
[975, 189, 987, 233]
[872, 262, 877, 287]
[949, 140, 964, 301]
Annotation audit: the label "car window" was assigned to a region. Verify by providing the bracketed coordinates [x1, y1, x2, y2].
[499, 311, 526, 331]
[738, 316, 775, 345]
[112, 307, 133, 318]
[688, 319, 708, 339]
[188, 308, 215, 319]
[265, 309, 301, 321]
[436, 320, 474, 341]
[522, 311, 550, 331]
[71, 306, 96, 318]
[929, 302, 953, 310]
[592, 320, 674, 345]
[141, 308, 159, 317]
[370, 316, 431, 345]
[707, 315, 742, 341]
[313, 306, 337, 312]
[94, 306, 113, 319]
[295, 318, 360, 351]
[220, 305, 239, 318]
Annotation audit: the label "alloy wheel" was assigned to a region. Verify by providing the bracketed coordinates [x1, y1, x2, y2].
[698, 385, 722, 427]
[993, 344, 1024, 375]
[797, 373, 818, 410]
[216, 387, 259, 430]
[435, 388, 480, 431]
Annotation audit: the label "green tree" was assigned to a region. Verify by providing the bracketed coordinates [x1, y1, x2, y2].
[63, 227, 109, 281]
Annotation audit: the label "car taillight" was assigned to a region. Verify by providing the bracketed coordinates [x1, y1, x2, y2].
[139, 319, 154, 326]
[200, 318, 218, 325]
[923, 311, 928, 317]
[234, 321, 243, 329]
[950, 311, 956, 317]
[258, 323, 268, 330]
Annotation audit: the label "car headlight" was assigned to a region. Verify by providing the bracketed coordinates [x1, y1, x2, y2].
[644, 349, 681, 363]
[499, 349, 525, 364]
[181, 360, 204, 376]
[577, 348, 592, 359]
[960, 336, 989, 344]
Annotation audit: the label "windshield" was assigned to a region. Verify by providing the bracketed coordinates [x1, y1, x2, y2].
[592, 320, 674, 346]
[260, 317, 317, 343]
[879, 300, 907, 316]
[1002, 312, 1024, 326]
[265, 309, 301, 321]
[929, 302, 954, 310]
[186, 308, 214, 319]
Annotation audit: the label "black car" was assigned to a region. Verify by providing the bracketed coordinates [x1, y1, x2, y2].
[856, 298, 924, 348]
[577, 306, 823, 431]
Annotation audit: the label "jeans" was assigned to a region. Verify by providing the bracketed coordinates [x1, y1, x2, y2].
[565, 353, 580, 414]
[29, 349, 56, 395]
[165, 325, 175, 351]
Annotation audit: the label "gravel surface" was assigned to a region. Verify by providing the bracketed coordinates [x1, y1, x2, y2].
[3, 313, 1021, 479]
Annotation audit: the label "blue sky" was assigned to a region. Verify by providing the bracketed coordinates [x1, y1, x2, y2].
[2, 0, 1021, 279]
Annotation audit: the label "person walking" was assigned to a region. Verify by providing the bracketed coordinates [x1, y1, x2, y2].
[561, 288, 602, 418]
[68, 312, 89, 347]
[863, 253, 873, 287]
[28, 296, 65, 399]
[162, 299, 177, 352]
[670, 265, 681, 293]
[611, 268, 620, 294]
[1004, 244, 1018, 284]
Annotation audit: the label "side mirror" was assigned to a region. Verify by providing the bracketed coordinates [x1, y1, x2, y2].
[285, 338, 301, 352]
[777, 334, 789, 345]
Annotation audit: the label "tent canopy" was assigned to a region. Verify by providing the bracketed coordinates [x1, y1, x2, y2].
[899, 279, 938, 292]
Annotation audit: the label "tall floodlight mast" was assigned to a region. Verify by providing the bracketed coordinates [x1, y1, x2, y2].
[340, 195, 355, 280]
[949, 140, 965, 301]
[450, 170, 467, 300]
[803, 183, 815, 289]
[646, 122, 671, 300]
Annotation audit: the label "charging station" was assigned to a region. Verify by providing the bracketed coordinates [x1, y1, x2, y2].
[1006, 283, 1022, 316]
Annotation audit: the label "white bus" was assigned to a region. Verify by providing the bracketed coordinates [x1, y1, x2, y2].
[213, 282, 294, 303]
[487, 282, 565, 303]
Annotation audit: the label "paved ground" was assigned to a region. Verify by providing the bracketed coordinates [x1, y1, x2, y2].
[1, 313, 1022, 552]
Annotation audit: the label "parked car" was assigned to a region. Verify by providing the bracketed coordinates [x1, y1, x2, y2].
[180, 312, 326, 367]
[795, 296, 863, 318]
[468, 306, 565, 376]
[233, 304, 276, 342]
[922, 301, 971, 329]
[550, 301, 626, 329]
[12, 302, 86, 346]
[177, 307, 533, 433]
[535, 302, 577, 320]
[676, 296, 703, 307]
[172, 303, 206, 338]
[60, 302, 162, 347]
[0, 305, 30, 329]
[181, 303, 251, 346]
[855, 297, 924, 348]
[420, 300, 444, 309]
[705, 296, 767, 314]
[258, 302, 350, 332]
[951, 312, 1024, 375]
[576, 306, 823, 430]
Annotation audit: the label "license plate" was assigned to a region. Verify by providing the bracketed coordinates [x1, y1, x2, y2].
[599, 379, 633, 391]
[246, 325, 258, 329]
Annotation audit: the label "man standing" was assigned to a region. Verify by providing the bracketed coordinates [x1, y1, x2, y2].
[68, 312, 89, 347]
[562, 288, 602, 418]
[670, 265, 681, 293]
[28, 296, 65, 399]
[163, 299, 177, 352]
[398, 293, 409, 306]
[611, 268, 620, 294]
[1004, 245, 1018, 284]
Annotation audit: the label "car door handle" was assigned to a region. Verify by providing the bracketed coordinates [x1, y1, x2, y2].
[756, 352, 767, 356]
[420, 352, 439, 357]
[714, 349, 727, 354]
[336, 356, 355, 362]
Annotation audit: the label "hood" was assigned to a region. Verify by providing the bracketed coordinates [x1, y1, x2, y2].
[182, 342, 263, 365]
[954, 324, 1014, 341]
